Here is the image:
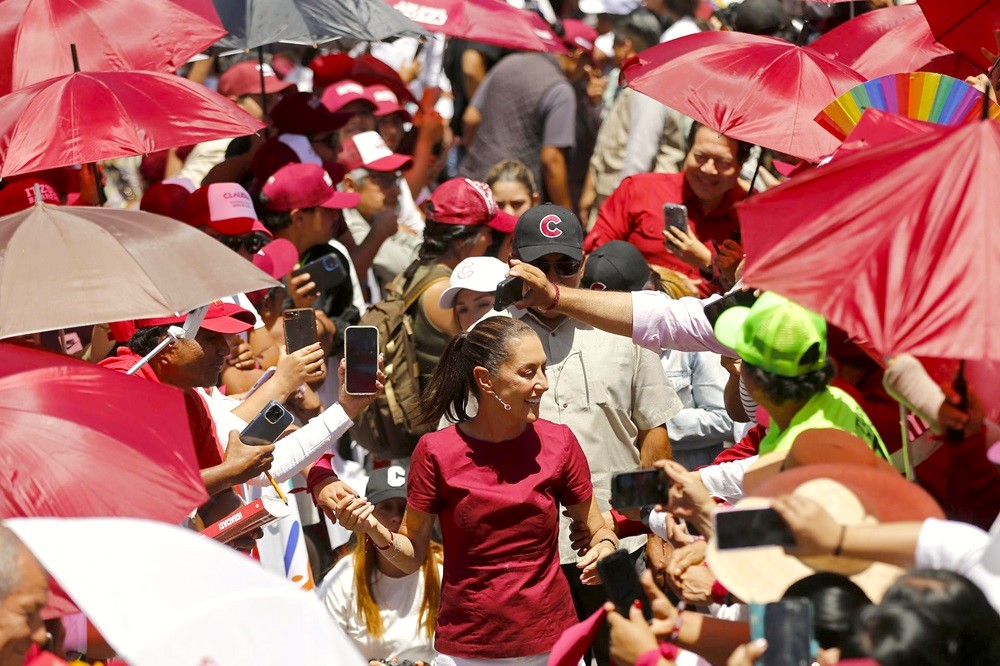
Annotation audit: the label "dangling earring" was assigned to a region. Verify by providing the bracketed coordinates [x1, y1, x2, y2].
[491, 391, 512, 411]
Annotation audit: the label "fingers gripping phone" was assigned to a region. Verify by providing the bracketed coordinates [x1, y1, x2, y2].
[344, 325, 379, 396]
[598, 549, 653, 622]
[703, 289, 760, 328]
[610, 469, 671, 510]
[292, 253, 349, 294]
[749, 598, 815, 666]
[283, 308, 317, 353]
[241, 400, 294, 444]
[494, 276, 525, 311]
[664, 203, 689, 234]
[713, 506, 797, 550]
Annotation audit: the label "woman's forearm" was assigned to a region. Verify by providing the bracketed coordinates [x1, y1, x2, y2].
[370, 524, 423, 575]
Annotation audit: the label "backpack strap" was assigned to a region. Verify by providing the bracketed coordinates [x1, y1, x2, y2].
[401, 264, 451, 312]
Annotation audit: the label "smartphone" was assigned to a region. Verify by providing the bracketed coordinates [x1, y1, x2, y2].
[241, 400, 294, 444]
[292, 253, 348, 294]
[493, 276, 525, 311]
[283, 308, 317, 353]
[750, 599, 815, 666]
[663, 203, 688, 234]
[714, 507, 797, 550]
[703, 289, 760, 328]
[610, 469, 670, 510]
[344, 325, 379, 396]
[598, 549, 653, 622]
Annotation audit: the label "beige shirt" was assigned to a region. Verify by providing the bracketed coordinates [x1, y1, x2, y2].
[517, 311, 683, 563]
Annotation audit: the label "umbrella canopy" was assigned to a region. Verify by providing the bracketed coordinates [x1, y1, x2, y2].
[390, 0, 568, 53]
[0, 345, 207, 521]
[0, 0, 225, 95]
[739, 119, 1000, 362]
[7, 517, 365, 665]
[807, 5, 978, 81]
[622, 31, 865, 162]
[213, 0, 427, 49]
[0, 70, 264, 178]
[917, 0, 1000, 71]
[0, 202, 279, 339]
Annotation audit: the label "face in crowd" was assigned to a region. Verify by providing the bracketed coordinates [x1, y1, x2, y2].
[683, 125, 743, 209]
[479, 333, 549, 423]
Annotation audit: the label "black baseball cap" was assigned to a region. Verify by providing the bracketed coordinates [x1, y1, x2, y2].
[513, 204, 585, 262]
[365, 465, 408, 505]
[582, 241, 650, 292]
[733, 0, 790, 37]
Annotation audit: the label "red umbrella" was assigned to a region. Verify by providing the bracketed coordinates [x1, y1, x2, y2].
[917, 0, 1000, 71]
[389, 0, 567, 53]
[807, 5, 978, 81]
[738, 119, 1000, 362]
[0, 70, 265, 178]
[622, 31, 865, 162]
[0, 0, 224, 95]
[0, 344, 208, 521]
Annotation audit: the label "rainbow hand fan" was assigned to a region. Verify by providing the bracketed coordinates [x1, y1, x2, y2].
[815, 72, 1000, 141]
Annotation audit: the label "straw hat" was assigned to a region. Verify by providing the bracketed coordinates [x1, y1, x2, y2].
[708, 463, 944, 603]
[743, 428, 897, 494]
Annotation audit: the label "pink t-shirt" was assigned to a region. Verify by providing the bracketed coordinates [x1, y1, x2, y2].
[407, 419, 593, 658]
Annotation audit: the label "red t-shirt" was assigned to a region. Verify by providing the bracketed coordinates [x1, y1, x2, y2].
[407, 419, 593, 658]
[585, 172, 744, 290]
[98, 348, 224, 470]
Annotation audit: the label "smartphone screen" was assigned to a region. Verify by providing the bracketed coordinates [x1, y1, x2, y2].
[494, 276, 524, 311]
[715, 507, 797, 550]
[750, 599, 814, 666]
[344, 326, 379, 395]
[663, 203, 688, 233]
[610, 470, 669, 510]
[283, 308, 317, 353]
[703, 289, 760, 328]
[598, 550, 653, 621]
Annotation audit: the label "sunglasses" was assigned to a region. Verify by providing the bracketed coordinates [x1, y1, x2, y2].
[529, 257, 581, 278]
[219, 234, 267, 254]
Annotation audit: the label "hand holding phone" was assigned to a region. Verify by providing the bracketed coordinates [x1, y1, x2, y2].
[664, 203, 689, 234]
[241, 400, 294, 444]
[598, 550, 653, 621]
[494, 276, 525, 311]
[714, 506, 797, 550]
[344, 325, 379, 396]
[611, 469, 670, 510]
[283, 308, 318, 353]
[292, 253, 349, 295]
[749, 599, 815, 666]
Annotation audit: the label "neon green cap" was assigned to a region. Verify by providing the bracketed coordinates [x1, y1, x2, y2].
[713, 292, 827, 377]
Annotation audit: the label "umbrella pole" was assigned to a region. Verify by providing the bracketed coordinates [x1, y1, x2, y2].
[257, 45, 269, 118]
[70, 43, 107, 206]
[745, 147, 764, 198]
[899, 403, 913, 481]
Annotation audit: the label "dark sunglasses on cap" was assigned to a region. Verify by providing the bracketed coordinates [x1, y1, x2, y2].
[529, 256, 581, 278]
[219, 233, 268, 254]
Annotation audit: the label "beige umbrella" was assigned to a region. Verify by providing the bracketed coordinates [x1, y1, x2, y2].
[0, 200, 279, 338]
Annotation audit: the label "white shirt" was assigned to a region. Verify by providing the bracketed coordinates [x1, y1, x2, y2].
[916, 518, 1000, 613]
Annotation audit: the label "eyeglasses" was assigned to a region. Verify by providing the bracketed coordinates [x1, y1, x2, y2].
[219, 234, 267, 254]
[690, 151, 737, 173]
[529, 257, 581, 278]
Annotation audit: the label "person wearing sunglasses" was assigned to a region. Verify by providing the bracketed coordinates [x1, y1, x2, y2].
[507, 204, 681, 666]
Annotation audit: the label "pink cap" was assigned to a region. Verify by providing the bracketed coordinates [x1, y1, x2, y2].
[0, 177, 60, 215]
[253, 238, 300, 280]
[340, 131, 412, 172]
[561, 19, 598, 54]
[320, 79, 376, 113]
[217, 60, 293, 98]
[366, 84, 411, 121]
[136, 301, 256, 334]
[428, 177, 505, 227]
[182, 183, 272, 237]
[261, 162, 361, 211]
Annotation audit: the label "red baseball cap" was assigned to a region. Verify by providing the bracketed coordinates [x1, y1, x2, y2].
[309, 53, 354, 89]
[261, 162, 361, 211]
[320, 79, 376, 113]
[182, 183, 272, 237]
[217, 60, 293, 98]
[561, 19, 598, 54]
[429, 177, 514, 231]
[0, 177, 60, 215]
[253, 238, 300, 280]
[135, 301, 256, 334]
[139, 178, 195, 221]
[250, 134, 324, 183]
[365, 84, 412, 121]
[340, 131, 412, 171]
[270, 92, 349, 135]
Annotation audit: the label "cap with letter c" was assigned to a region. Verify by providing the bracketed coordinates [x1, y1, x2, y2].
[512, 204, 584, 262]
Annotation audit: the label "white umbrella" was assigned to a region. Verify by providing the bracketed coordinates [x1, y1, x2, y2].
[5, 517, 364, 666]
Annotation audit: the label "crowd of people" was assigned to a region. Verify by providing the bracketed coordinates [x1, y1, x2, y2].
[1, 0, 999, 665]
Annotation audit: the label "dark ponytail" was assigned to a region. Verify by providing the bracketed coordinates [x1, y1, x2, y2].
[419, 317, 536, 425]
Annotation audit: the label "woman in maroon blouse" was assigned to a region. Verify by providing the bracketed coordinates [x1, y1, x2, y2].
[335, 316, 619, 665]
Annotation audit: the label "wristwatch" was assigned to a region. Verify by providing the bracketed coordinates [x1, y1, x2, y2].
[639, 505, 653, 526]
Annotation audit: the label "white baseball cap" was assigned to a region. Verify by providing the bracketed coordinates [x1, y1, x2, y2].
[578, 0, 640, 15]
[439, 257, 509, 308]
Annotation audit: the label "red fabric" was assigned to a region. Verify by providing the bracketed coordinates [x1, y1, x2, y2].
[549, 607, 607, 666]
[99, 348, 223, 470]
[585, 172, 743, 295]
[712, 424, 766, 465]
[406, 420, 593, 658]
[741, 120, 1000, 362]
[914, 429, 1000, 530]
[806, 5, 978, 80]
[623, 31, 864, 161]
[919, 0, 1000, 71]
[611, 509, 650, 538]
[305, 453, 337, 497]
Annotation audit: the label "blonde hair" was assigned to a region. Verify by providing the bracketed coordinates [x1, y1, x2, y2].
[650, 265, 698, 299]
[352, 539, 443, 638]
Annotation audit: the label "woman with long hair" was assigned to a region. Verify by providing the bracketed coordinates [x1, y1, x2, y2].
[334, 317, 618, 665]
[485, 159, 539, 260]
